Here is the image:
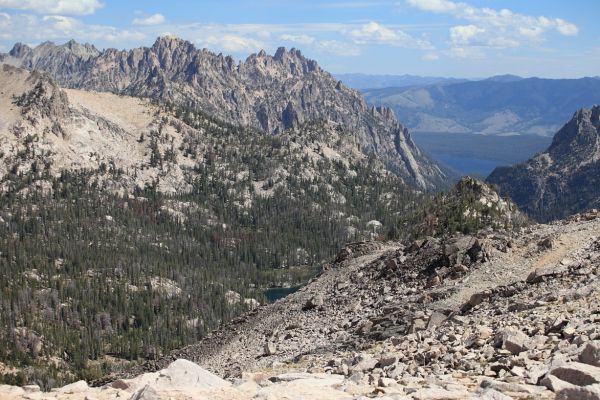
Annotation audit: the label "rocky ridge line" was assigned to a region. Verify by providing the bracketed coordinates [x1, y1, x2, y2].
[488, 105, 600, 221]
[1, 37, 449, 190]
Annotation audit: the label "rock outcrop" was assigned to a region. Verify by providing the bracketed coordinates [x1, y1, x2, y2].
[1, 37, 449, 190]
[488, 106, 600, 221]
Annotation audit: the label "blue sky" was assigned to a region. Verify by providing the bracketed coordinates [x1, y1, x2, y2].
[0, 0, 598, 78]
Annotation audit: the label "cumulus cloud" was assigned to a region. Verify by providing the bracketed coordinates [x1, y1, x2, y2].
[449, 25, 483, 45]
[406, 0, 460, 13]
[316, 40, 361, 56]
[0, 0, 103, 15]
[133, 13, 165, 26]
[407, 0, 579, 52]
[0, 13, 144, 44]
[349, 21, 432, 49]
[445, 46, 483, 59]
[422, 52, 439, 61]
[200, 34, 266, 53]
[318, 1, 393, 9]
[555, 18, 578, 36]
[279, 34, 315, 45]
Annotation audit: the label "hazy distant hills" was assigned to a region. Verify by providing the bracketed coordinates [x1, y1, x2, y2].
[362, 76, 600, 136]
[334, 73, 468, 90]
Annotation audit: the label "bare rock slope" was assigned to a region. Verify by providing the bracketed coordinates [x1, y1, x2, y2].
[2, 37, 449, 189]
[0, 65, 423, 208]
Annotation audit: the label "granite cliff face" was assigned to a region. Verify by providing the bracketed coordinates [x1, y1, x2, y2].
[488, 106, 600, 221]
[1, 37, 449, 190]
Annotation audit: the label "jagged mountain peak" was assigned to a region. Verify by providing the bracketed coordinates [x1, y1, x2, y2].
[9, 42, 32, 58]
[243, 46, 320, 75]
[273, 46, 305, 61]
[548, 105, 600, 155]
[62, 38, 99, 55]
[488, 104, 600, 221]
[151, 35, 195, 52]
[1, 38, 450, 190]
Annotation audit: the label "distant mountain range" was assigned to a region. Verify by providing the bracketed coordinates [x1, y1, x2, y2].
[362, 76, 600, 136]
[334, 73, 468, 90]
[0, 38, 449, 190]
[488, 105, 600, 222]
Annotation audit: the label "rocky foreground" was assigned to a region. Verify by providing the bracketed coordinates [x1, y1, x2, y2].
[3, 210, 600, 399]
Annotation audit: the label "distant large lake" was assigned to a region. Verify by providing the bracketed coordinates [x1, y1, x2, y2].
[264, 287, 300, 303]
[411, 132, 552, 178]
[436, 155, 503, 177]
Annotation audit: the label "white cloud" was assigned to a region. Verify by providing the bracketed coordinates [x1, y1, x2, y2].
[349, 21, 432, 49]
[43, 15, 77, 30]
[422, 52, 439, 61]
[255, 30, 271, 39]
[407, 0, 459, 13]
[200, 34, 266, 53]
[318, 1, 393, 8]
[0, 0, 103, 15]
[133, 13, 165, 26]
[556, 19, 578, 36]
[316, 40, 361, 56]
[446, 46, 483, 59]
[449, 24, 483, 45]
[407, 0, 579, 51]
[0, 13, 144, 44]
[279, 34, 315, 45]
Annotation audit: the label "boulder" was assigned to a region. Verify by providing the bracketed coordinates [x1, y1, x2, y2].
[411, 387, 469, 399]
[153, 359, 231, 390]
[22, 385, 40, 393]
[378, 355, 398, 368]
[477, 388, 514, 400]
[58, 380, 89, 394]
[351, 355, 378, 373]
[497, 329, 530, 355]
[527, 264, 568, 283]
[480, 379, 548, 395]
[225, 290, 241, 305]
[0, 385, 25, 396]
[548, 362, 600, 386]
[303, 295, 324, 310]
[130, 384, 161, 400]
[526, 364, 549, 384]
[409, 319, 427, 333]
[538, 237, 554, 250]
[540, 374, 576, 392]
[427, 311, 447, 330]
[356, 319, 373, 335]
[556, 384, 600, 400]
[580, 342, 600, 367]
[264, 342, 277, 356]
[468, 290, 492, 307]
[426, 275, 441, 288]
[244, 298, 260, 309]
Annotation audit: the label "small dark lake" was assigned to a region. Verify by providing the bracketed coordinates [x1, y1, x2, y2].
[264, 287, 300, 303]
